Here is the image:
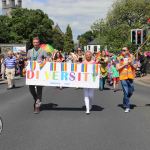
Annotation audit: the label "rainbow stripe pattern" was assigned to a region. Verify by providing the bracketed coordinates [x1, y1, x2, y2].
[40, 44, 54, 53]
[81, 64, 87, 72]
[39, 61, 46, 70]
[71, 63, 77, 72]
[61, 63, 67, 72]
[93, 64, 99, 74]
[50, 63, 57, 71]
[30, 61, 36, 71]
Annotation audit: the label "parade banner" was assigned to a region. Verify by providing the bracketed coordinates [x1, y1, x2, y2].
[26, 61, 100, 88]
[13, 46, 26, 53]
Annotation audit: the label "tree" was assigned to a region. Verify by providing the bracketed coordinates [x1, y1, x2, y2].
[64, 25, 74, 52]
[78, 31, 95, 49]
[52, 26, 64, 50]
[89, 0, 150, 52]
[0, 16, 11, 43]
[9, 8, 54, 47]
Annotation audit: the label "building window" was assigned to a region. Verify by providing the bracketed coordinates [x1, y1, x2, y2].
[88, 46, 90, 50]
[94, 46, 97, 52]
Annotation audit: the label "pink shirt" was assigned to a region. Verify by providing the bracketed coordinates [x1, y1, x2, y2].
[83, 60, 95, 64]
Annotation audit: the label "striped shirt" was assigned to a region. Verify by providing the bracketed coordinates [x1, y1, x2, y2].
[4, 56, 16, 69]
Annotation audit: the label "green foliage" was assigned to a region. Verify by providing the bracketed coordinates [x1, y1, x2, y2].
[78, 31, 95, 49]
[9, 8, 54, 46]
[0, 8, 57, 48]
[64, 25, 74, 52]
[82, 0, 150, 53]
[52, 27, 64, 50]
[0, 16, 11, 43]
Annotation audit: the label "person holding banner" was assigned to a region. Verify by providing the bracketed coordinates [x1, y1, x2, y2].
[116, 47, 137, 113]
[83, 51, 95, 115]
[27, 37, 47, 114]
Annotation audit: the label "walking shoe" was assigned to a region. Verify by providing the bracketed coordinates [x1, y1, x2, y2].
[34, 99, 41, 114]
[124, 108, 130, 113]
[34, 106, 40, 114]
[85, 111, 90, 115]
[7, 86, 13, 90]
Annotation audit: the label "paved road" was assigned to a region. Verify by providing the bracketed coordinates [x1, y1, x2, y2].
[0, 79, 150, 150]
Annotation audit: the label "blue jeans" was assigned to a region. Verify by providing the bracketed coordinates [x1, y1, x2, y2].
[99, 77, 106, 90]
[121, 79, 134, 109]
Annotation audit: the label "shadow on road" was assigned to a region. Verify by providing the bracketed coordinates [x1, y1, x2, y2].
[103, 87, 111, 90]
[13, 86, 25, 89]
[117, 104, 137, 110]
[40, 103, 104, 112]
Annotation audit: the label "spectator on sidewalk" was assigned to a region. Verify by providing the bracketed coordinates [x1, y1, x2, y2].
[4, 50, 16, 89]
[0, 54, 5, 80]
[18, 54, 24, 77]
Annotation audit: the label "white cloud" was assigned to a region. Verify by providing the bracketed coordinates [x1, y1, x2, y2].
[0, 0, 114, 40]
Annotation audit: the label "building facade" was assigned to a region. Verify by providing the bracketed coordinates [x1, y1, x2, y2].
[84, 40, 100, 53]
[2, 0, 22, 16]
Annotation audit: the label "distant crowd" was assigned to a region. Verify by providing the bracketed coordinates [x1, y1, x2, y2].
[0, 47, 149, 84]
[1, 37, 150, 114]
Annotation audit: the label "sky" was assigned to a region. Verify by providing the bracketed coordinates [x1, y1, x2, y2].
[0, 0, 114, 41]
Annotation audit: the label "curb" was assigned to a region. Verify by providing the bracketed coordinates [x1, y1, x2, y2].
[134, 79, 150, 88]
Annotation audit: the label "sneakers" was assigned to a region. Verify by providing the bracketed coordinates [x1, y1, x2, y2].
[85, 111, 90, 115]
[124, 108, 130, 113]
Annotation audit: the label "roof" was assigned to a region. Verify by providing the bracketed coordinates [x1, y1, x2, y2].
[87, 39, 100, 45]
[55, 24, 64, 35]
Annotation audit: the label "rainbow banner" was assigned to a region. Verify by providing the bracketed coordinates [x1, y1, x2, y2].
[71, 63, 77, 72]
[81, 64, 87, 72]
[50, 63, 56, 72]
[30, 61, 36, 71]
[39, 61, 46, 70]
[93, 64, 99, 74]
[61, 63, 67, 72]
[26, 62, 100, 88]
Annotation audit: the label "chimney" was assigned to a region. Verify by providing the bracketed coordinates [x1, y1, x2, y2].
[17, 0, 22, 7]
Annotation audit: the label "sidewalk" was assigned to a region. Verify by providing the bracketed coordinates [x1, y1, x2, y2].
[0, 76, 23, 85]
[134, 74, 150, 87]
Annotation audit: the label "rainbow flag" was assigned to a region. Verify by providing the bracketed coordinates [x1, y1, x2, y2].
[71, 63, 77, 72]
[61, 63, 67, 72]
[50, 63, 56, 71]
[81, 64, 87, 72]
[93, 64, 99, 74]
[30, 61, 36, 71]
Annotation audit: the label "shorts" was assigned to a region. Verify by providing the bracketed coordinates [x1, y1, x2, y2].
[113, 77, 119, 83]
